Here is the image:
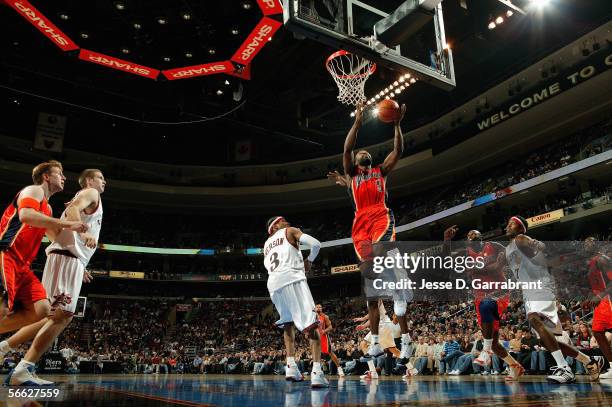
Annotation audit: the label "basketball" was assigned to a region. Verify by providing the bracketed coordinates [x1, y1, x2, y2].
[377, 99, 400, 123]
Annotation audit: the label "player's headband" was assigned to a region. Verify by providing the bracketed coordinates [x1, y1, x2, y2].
[510, 216, 526, 233]
[267, 216, 284, 235]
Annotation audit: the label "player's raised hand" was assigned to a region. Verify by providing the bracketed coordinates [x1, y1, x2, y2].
[443, 225, 459, 241]
[395, 104, 406, 124]
[355, 324, 367, 331]
[327, 171, 349, 187]
[355, 101, 364, 124]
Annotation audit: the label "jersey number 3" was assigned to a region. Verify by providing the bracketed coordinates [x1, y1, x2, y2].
[269, 252, 280, 272]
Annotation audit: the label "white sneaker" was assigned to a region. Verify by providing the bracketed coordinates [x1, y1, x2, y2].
[402, 362, 418, 379]
[367, 342, 384, 358]
[7, 364, 54, 386]
[360, 370, 379, 380]
[337, 367, 345, 377]
[599, 369, 612, 380]
[492, 371, 500, 375]
[448, 369, 460, 375]
[310, 371, 329, 388]
[285, 365, 304, 382]
[505, 363, 525, 381]
[481, 371, 490, 376]
[547, 366, 576, 384]
[474, 350, 492, 367]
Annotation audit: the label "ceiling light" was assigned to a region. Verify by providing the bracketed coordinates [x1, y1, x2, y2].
[372, 108, 379, 117]
[241, 1, 252, 10]
[506, 10, 514, 17]
[399, 76, 405, 82]
[231, 28, 240, 35]
[121, 48, 130, 54]
[385, 96, 390, 100]
[224, 80, 230, 85]
[208, 48, 216, 55]
[185, 52, 193, 58]
[80, 33, 89, 39]
[530, 0, 550, 9]
[488, 21, 496, 30]
[410, 78, 416, 83]
[496, 16, 504, 24]
[216, 89, 224, 95]
[182, 13, 191, 20]
[133, 23, 142, 29]
[115, 2, 125, 10]
[59, 14, 69, 20]
[394, 89, 401, 94]
[375, 94, 380, 100]
[163, 57, 171, 62]
[157, 18, 167, 25]
[393, 81, 399, 86]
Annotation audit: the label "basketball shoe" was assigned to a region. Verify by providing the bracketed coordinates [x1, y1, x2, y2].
[547, 366, 576, 384]
[285, 365, 304, 382]
[310, 371, 329, 388]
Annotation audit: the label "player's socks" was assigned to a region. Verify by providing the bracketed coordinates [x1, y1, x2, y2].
[483, 339, 493, 352]
[401, 333, 411, 344]
[312, 362, 322, 373]
[576, 352, 591, 365]
[287, 356, 296, 367]
[551, 350, 569, 368]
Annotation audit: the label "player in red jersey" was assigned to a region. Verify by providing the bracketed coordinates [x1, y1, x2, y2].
[332, 101, 411, 358]
[0, 160, 87, 337]
[315, 304, 344, 377]
[443, 225, 524, 380]
[583, 237, 612, 380]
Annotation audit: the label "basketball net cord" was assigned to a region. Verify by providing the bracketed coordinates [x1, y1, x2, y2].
[327, 52, 375, 107]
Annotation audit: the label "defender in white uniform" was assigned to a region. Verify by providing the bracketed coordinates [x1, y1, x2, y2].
[264, 216, 328, 388]
[502, 215, 600, 384]
[6, 169, 105, 386]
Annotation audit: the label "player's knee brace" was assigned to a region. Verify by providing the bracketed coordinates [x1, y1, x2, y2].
[394, 300, 407, 317]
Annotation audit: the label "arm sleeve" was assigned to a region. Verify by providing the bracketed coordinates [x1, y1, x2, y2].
[299, 233, 321, 262]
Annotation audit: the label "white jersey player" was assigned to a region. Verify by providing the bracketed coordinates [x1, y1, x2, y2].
[264, 216, 328, 388]
[501, 215, 600, 384]
[4, 169, 105, 386]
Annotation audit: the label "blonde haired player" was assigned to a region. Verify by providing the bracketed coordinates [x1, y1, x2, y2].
[263, 216, 328, 388]
[3, 169, 105, 386]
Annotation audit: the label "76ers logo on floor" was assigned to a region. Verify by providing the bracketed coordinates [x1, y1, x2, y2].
[52, 293, 72, 308]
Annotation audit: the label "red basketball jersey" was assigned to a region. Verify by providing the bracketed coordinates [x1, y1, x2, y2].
[349, 166, 388, 212]
[467, 242, 505, 300]
[587, 254, 611, 295]
[0, 191, 51, 266]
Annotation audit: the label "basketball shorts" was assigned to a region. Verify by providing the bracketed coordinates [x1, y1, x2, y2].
[352, 206, 395, 262]
[0, 251, 47, 311]
[42, 253, 85, 314]
[320, 333, 332, 355]
[270, 279, 318, 332]
[475, 296, 509, 331]
[523, 291, 562, 335]
[592, 297, 612, 332]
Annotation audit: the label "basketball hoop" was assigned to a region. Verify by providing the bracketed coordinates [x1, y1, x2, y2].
[326, 50, 376, 106]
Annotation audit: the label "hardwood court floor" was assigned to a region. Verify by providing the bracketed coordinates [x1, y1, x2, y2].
[0, 374, 610, 406]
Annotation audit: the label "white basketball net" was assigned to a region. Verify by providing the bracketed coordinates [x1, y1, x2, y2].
[326, 51, 376, 106]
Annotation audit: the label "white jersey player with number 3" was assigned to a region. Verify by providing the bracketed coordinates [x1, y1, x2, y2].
[263, 216, 328, 388]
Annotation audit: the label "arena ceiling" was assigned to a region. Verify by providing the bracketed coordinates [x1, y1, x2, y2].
[0, 0, 610, 165]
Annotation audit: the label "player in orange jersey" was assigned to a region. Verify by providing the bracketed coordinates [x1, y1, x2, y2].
[0, 160, 87, 338]
[315, 304, 345, 377]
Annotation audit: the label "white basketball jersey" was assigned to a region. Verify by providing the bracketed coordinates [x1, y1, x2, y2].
[505, 239, 553, 287]
[263, 228, 306, 292]
[47, 191, 103, 267]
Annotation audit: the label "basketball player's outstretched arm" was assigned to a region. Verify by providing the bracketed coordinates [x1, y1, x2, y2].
[17, 185, 88, 237]
[515, 234, 546, 255]
[64, 188, 100, 249]
[287, 227, 321, 272]
[343, 102, 364, 176]
[381, 104, 406, 176]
